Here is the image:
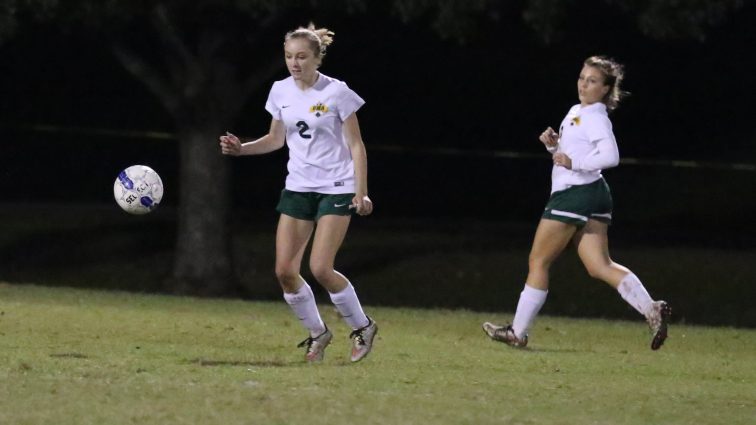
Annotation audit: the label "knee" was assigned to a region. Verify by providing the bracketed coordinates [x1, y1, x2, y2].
[583, 261, 610, 280]
[584, 264, 603, 280]
[275, 265, 300, 292]
[528, 253, 552, 272]
[309, 261, 333, 283]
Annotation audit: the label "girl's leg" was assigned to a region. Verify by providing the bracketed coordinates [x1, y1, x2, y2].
[311, 214, 376, 361]
[574, 219, 671, 349]
[275, 214, 326, 338]
[513, 219, 576, 338]
[310, 214, 370, 330]
[525, 219, 578, 290]
[573, 219, 651, 314]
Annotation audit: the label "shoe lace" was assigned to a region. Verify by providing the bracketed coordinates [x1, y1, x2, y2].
[349, 329, 365, 346]
[350, 319, 373, 346]
[297, 337, 314, 350]
[493, 326, 513, 340]
[298, 328, 330, 351]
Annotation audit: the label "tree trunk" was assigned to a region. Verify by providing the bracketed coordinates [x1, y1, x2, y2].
[169, 123, 236, 296]
[107, 13, 285, 297]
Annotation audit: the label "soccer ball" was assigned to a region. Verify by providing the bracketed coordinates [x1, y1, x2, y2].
[113, 165, 164, 215]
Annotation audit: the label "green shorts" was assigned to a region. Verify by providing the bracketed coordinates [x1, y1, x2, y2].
[542, 178, 613, 227]
[276, 189, 354, 221]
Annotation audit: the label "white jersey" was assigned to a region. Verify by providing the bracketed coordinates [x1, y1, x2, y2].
[549, 102, 620, 193]
[265, 73, 365, 194]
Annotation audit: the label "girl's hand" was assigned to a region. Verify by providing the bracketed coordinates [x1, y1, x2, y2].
[219, 132, 242, 156]
[539, 127, 559, 149]
[350, 194, 373, 216]
[552, 152, 572, 169]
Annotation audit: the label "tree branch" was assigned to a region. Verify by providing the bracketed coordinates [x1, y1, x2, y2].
[111, 42, 180, 114]
[241, 57, 285, 100]
[238, 10, 288, 105]
[151, 2, 199, 73]
[149, 2, 207, 101]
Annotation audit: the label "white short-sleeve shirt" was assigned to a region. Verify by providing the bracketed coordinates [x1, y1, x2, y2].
[551, 102, 620, 193]
[265, 73, 365, 194]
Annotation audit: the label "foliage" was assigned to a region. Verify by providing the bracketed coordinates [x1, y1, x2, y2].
[616, 0, 745, 41]
[523, 0, 746, 43]
[2, 0, 748, 45]
[0, 1, 16, 41]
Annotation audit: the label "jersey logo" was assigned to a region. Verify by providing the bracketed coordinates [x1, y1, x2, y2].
[570, 116, 581, 126]
[309, 102, 329, 117]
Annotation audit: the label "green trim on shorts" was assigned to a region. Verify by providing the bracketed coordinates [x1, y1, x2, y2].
[276, 189, 354, 221]
[542, 178, 613, 227]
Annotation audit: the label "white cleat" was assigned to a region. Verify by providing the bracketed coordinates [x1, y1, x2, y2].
[349, 317, 378, 362]
[646, 301, 671, 350]
[297, 327, 333, 362]
[482, 322, 528, 348]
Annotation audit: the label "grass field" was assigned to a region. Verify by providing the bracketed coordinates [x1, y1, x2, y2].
[1, 283, 754, 425]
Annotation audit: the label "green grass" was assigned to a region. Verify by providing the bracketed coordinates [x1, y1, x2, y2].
[1, 284, 754, 425]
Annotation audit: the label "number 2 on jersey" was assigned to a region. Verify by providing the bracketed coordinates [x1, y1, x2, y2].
[296, 121, 312, 139]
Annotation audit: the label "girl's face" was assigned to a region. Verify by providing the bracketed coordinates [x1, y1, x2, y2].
[284, 38, 321, 83]
[577, 65, 610, 106]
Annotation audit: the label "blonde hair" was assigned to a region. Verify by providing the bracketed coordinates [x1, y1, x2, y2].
[284, 23, 334, 59]
[584, 55, 628, 112]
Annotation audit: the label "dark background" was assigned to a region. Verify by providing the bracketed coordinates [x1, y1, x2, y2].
[1, 2, 755, 326]
[2, 3, 755, 205]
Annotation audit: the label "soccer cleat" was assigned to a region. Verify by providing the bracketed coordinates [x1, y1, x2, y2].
[349, 317, 378, 362]
[647, 301, 672, 350]
[297, 327, 333, 362]
[482, 322, 528, 348]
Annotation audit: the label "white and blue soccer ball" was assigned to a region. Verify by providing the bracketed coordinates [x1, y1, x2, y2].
[113, 165, 164, 215]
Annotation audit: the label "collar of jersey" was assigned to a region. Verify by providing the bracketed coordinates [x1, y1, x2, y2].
[290, 72, 327, 93]
[578, 102, 607, 115]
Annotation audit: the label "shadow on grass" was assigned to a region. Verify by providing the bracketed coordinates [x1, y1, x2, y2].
[49, 352, 90, 359]
[189, 357, 361, 368]
[482, 342, 595, 355]
[524, 347, 597, 354]
[189, 358, 300, 368]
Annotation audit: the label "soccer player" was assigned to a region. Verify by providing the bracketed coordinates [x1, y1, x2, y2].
[482, 56, 671, 350]
[220, 24, 377, 363]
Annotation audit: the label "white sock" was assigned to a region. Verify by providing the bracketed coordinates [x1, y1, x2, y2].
[512, 284, 548, 339]
[329, 282, 370, 330]
[617, 273, 654, 316]
[283, 281, 326, 337]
